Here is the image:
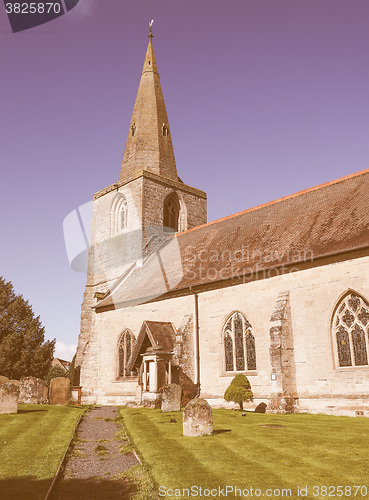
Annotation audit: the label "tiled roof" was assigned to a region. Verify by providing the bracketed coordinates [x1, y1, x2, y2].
[96, 169, 369, 311]
[127, 321, 176, 371]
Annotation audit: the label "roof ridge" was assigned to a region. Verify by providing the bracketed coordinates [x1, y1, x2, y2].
[178, 167, 369, 236]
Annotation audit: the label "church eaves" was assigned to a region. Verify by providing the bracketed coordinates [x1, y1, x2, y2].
[119, 30, 178, 182]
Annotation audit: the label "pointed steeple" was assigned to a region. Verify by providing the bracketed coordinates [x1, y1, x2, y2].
[119, 29, 178, 182]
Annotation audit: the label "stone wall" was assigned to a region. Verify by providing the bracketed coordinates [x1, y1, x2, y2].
[79, 252, 369, 416]
[76, 170, 206, 374]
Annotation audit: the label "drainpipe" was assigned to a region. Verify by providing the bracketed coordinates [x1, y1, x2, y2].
[190, 287, 201, 396]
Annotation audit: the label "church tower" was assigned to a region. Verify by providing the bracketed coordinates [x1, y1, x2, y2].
[75, 30, 207, 383]
[116, 28, 207, 234]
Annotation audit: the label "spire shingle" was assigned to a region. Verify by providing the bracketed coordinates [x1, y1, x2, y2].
[119, 32, 178, 181]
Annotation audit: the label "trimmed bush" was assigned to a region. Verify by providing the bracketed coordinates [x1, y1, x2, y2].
[224, 374, 253, 411]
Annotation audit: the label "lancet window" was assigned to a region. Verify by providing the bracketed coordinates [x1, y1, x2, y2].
[118, 329, 136, 378]
[333, 292, 369, 367]
[223, 312, 256, 372]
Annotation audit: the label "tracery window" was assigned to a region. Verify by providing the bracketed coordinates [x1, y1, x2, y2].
[223, 312, 256, 372]
[118, 330, 136, 378]
[333, 292, 369, 367]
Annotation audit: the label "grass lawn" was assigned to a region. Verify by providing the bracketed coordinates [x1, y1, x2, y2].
[0, 404, 85, 499]
[120, 408, 369, 500]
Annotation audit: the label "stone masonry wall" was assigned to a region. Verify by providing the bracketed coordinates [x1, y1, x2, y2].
[82, 253, 369, 416]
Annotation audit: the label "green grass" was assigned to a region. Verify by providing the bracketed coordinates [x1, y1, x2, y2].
[120, 408, 369, 500]
[94, 443, 109, 456]
[0, 404, 85, 499]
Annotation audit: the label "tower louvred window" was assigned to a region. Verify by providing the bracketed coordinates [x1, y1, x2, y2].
[334, 292, 369, 367]
[163, 192, 180, 232]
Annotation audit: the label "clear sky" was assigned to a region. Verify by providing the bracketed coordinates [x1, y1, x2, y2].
[1, 0, 368, 360]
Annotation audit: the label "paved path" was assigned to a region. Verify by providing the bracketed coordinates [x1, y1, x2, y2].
[51, 406, 139, 499]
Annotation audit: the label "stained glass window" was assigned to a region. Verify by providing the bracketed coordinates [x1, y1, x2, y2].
[224, 331, 233, 371]
[234, 313, 245, 370]
[334, 292, 369, 367]
[118, 330, 135, 378]
[246, 331, 256, 371]
[223, 312, 256, 372]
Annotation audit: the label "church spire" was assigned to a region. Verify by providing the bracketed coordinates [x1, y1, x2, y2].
[119, 28, 178, 182]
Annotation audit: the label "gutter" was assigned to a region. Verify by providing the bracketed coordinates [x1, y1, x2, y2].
[190, 287, 201, 396]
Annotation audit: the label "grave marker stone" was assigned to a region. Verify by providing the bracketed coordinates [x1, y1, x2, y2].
[161, 384, 182, 412]
[49, 377, 70, 406]
[19, 377, 45, 404]
[183, 398, 213, 437]
[0, 383, 19, 414]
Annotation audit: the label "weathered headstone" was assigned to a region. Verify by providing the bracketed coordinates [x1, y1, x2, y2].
[0, 376, 10, 386]
[49, 377, 70, 406]
[9, 380, 20, 387]
[0, 383, 20, 414]
[183, 398, 213, 437]
[161, 383, 182, 412]
[19, 377, 45, 404]
[255, 402, 267, 413]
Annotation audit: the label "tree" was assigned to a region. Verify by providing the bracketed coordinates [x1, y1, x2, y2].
[0, 276, 55, 379]
[44, 365, 69, 387]
[224, 373, 253, 411]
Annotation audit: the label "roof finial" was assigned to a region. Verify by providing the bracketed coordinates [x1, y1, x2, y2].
[149, 19, 154, 39]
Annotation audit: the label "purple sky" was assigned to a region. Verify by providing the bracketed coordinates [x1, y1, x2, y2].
[1, 0, 368, 359]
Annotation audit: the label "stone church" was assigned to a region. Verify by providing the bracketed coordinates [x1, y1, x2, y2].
[75, 30, 369, 416]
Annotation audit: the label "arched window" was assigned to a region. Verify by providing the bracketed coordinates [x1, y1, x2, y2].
[162, 123, 168, 137]
[120, 198, 128, 229]
[112, 194, 128, 235]
[333, 292, 369, 367]
[118, 330, 136, 378]
[163, 192, 180, 232]
[223, 312, 256, 372]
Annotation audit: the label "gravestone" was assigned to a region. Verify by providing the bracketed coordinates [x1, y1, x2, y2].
[49, 377, 70, 406]
[9, 380, 20, 387]
[19, 377, 45, 404]
[183, 398, 213, 437]
[0, 383, 20, 414]
[255, 402, 267, 413]
[0, 376, 10, 386]
[161, 384, 182, 412]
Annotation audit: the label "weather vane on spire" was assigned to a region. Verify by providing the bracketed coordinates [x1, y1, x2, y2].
[149, 19, 154, 38]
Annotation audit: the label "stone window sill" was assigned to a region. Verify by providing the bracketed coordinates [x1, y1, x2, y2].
[220, 371, 258, 377]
